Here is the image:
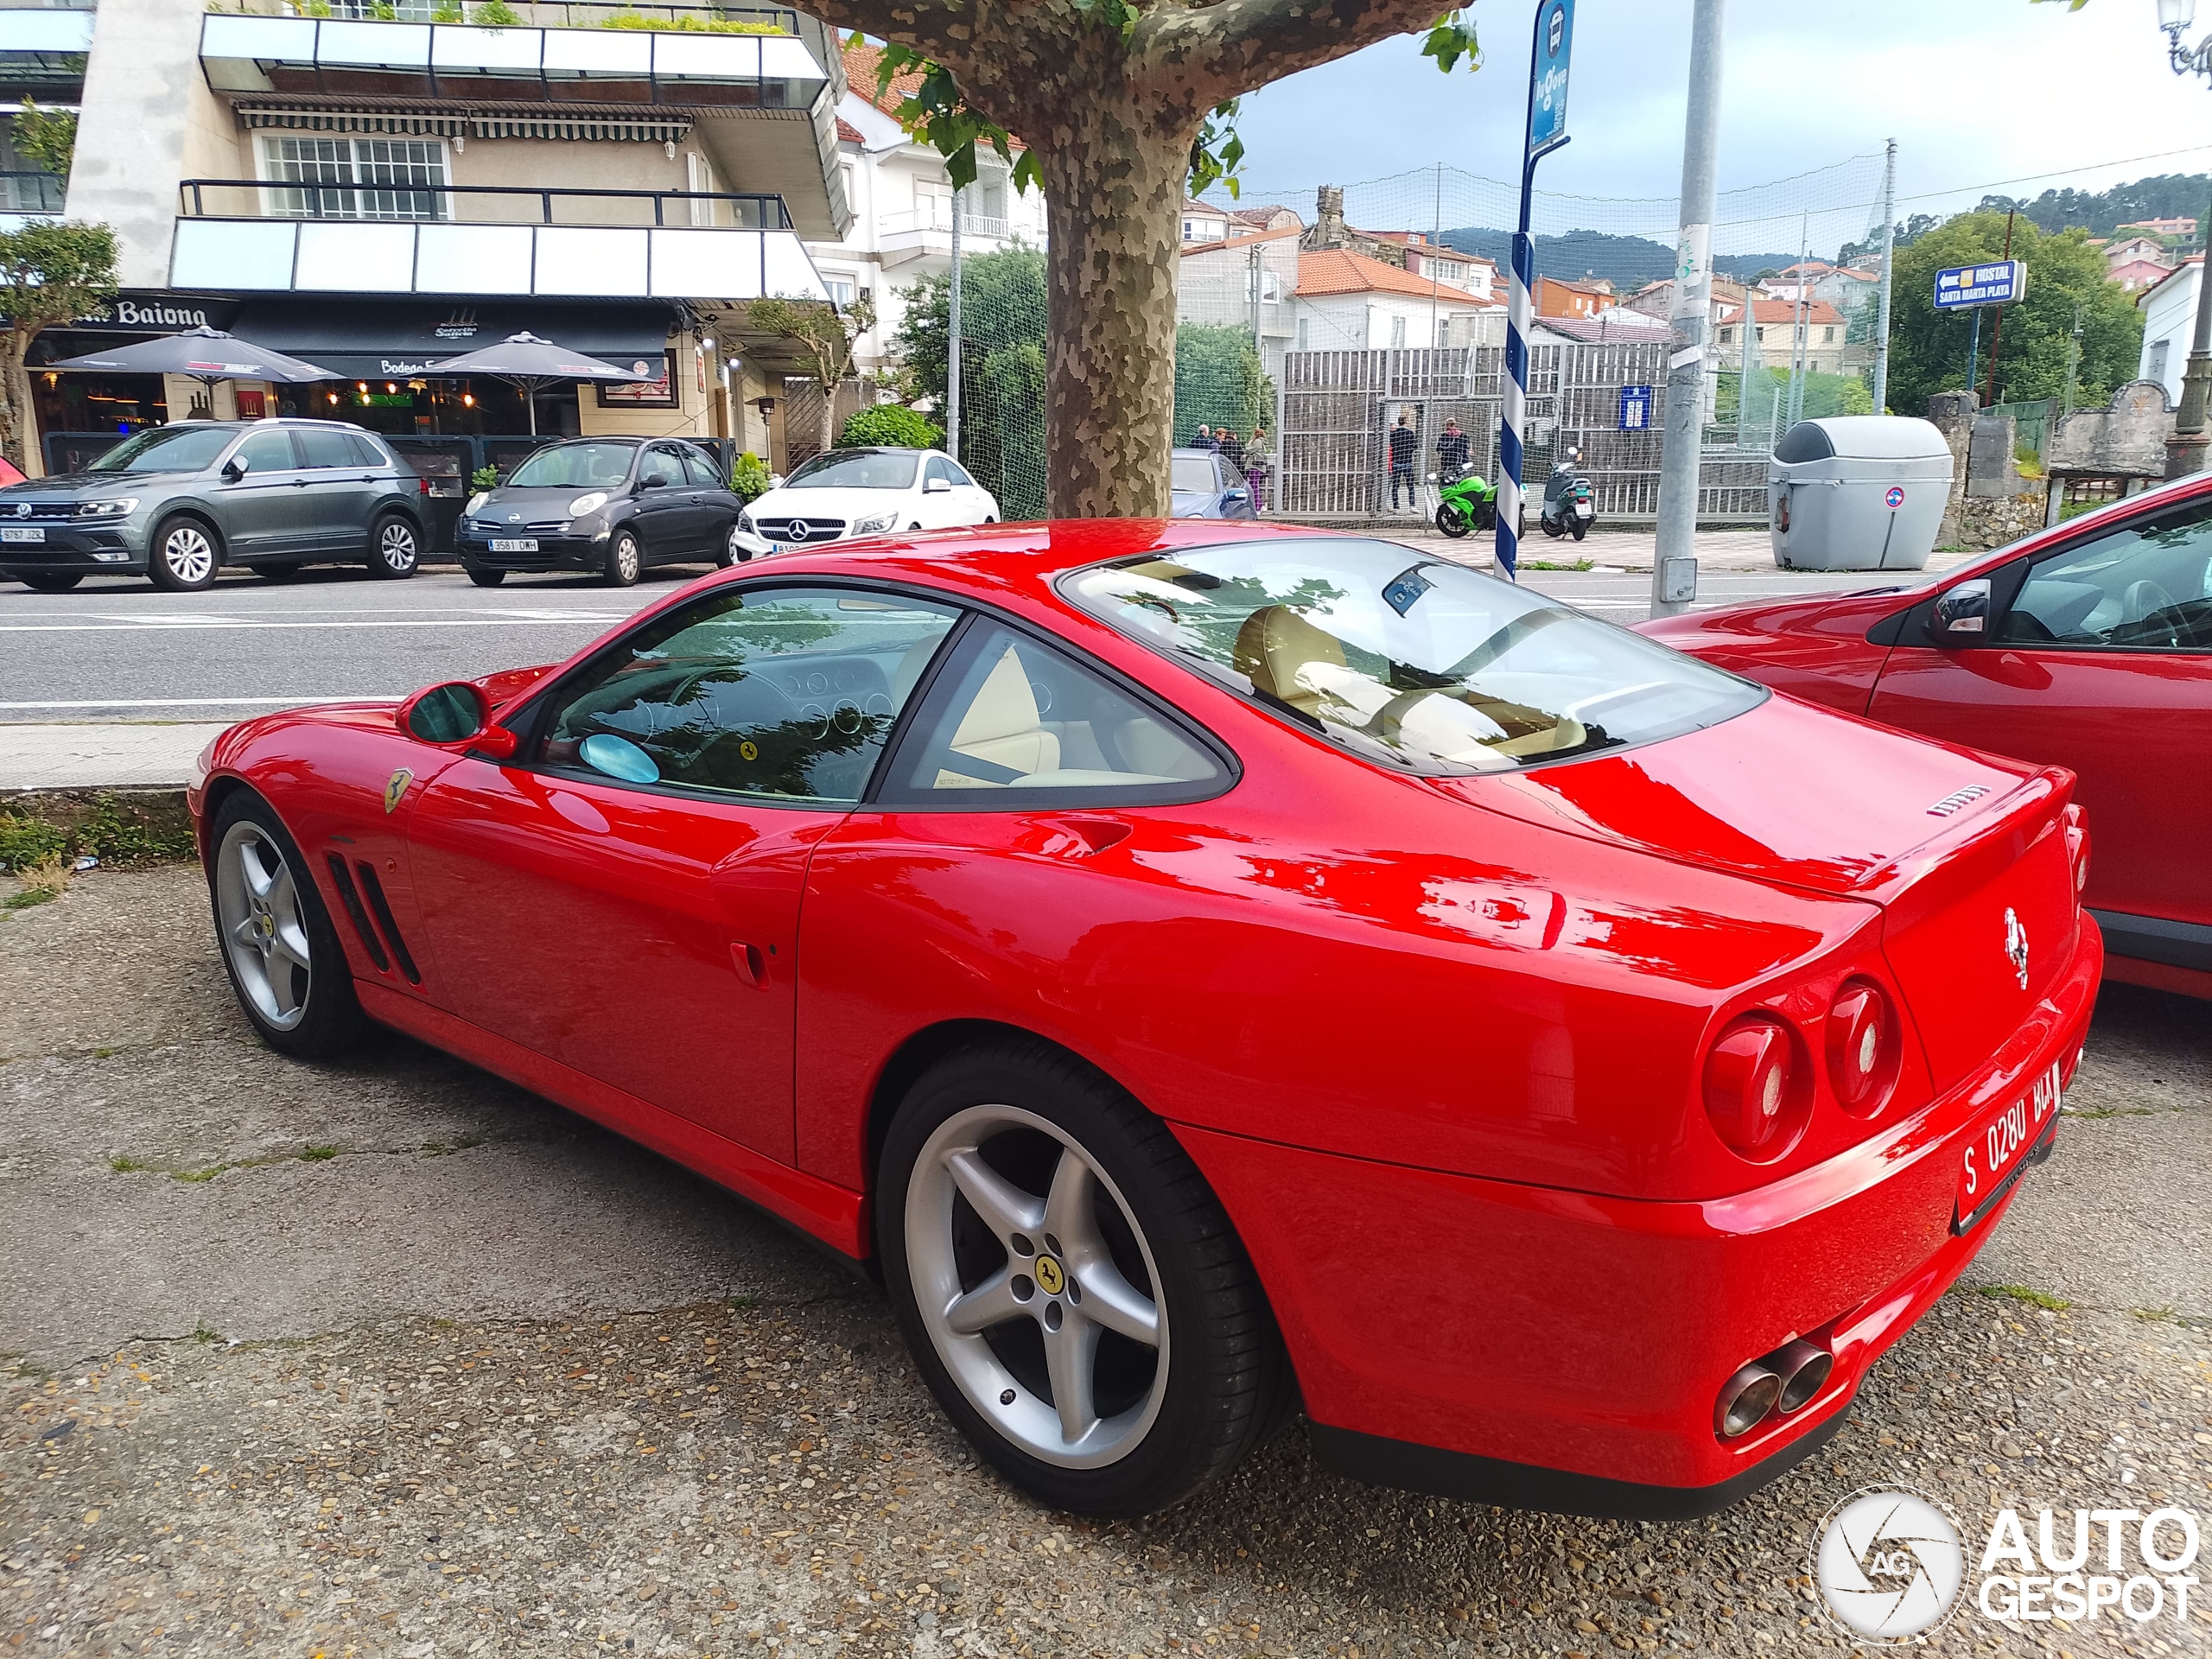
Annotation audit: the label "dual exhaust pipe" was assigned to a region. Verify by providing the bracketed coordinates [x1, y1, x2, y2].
[1714, 1338, 1834, 1439]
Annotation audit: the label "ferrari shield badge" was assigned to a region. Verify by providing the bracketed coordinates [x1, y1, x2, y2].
[384, 768, 415, 814]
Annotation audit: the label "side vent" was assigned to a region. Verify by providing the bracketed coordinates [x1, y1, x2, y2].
[324, 854, 391, 974]
[353, 860, 423, 985]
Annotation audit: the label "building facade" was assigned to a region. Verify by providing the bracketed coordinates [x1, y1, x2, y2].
[23, 0, 851, 477]
[2138, 257, 2202, 404]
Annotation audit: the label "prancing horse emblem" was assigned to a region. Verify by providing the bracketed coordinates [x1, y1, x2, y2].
[2003, 906, 2030, 990]
[385, 768, 414, 814]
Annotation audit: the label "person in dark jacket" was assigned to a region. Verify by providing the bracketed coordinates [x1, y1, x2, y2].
[1388, 415, 1418, 510]
[1193, 424, 1217, 451]
[1217, 427, 1246, 469]
[1436, 417, 1472, 476]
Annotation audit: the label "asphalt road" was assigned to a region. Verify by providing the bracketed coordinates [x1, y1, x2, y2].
[2, 869, 2207, 1658]
[0, 556, 1908, 725]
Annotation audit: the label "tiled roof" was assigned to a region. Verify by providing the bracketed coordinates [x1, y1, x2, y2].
[1180, 226, 1302, 257]
[1719, 297, 1846, 327]
[1296, 248, 1488, 304]
[836, 116, 863, 143]
[842, 36, 1024, 150]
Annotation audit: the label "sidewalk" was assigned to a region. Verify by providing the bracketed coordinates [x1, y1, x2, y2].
[1315, 522, 1974, 575]
[0, 722, 229, 792]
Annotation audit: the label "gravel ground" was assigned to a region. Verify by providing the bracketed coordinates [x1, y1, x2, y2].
[3, 868, 2208, 1658]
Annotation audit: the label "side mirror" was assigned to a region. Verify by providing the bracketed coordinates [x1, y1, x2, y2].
[637, 473, 668, 490]
[397, 680, 516, 758]
[924, 475, 953, 493]
[1930, 578, 1992, 645]
[221, 454, 249, 481]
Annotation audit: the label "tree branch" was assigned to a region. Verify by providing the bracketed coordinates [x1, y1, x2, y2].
[790, 0, 982, 67]
[1133, 0, 1462, 109]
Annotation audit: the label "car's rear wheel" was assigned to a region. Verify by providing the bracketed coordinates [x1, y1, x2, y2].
[17, 570, 83, 592]
[367, 514, 420, 580]
[715, 522, 747, 567]
[466, 566, 506, 588]
[209, 791, 368, 1058]
[602, 530, 641, 587]
[879, 1040, 1287, 1516]
[148, 517, 220, 592]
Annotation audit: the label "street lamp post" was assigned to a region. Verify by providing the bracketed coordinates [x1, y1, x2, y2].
[2158, 0, 2212, 475]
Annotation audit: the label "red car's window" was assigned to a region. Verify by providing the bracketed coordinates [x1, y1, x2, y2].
[537, 586, 958, 804]
[1997, 499, 2212, 651]
[1065, 538, 1761, 775]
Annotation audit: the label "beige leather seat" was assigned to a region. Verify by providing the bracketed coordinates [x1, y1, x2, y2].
[1233, 606, 1346, 718]
[937, 645, 1060, 786]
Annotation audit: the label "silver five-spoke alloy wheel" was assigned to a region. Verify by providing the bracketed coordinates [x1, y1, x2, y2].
[213, 819, 312, 1031]
[162, 524, 215, 585]
[378, 519, 417, 573]
[906, 1104, 1168, 1468]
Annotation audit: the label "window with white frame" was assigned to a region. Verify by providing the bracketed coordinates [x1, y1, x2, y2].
[260, 135, 448, 221]
[687, 151, 717, 226]
[822, 276, 857, 306]
[1245, 268, 1281, 302]
[1389, 315, 1407, 348]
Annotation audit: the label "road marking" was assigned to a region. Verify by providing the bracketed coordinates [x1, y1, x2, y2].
[0, 696, 397, 709]
[0, 617, 620, 633]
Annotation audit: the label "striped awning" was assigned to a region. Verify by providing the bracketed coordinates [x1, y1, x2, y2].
[235, 104, 690, 143]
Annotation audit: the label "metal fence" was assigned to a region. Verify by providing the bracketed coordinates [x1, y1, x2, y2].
[1275, 342, 1768, 524]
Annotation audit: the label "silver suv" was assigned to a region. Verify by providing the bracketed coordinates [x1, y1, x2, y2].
[0, 418, 431, 593]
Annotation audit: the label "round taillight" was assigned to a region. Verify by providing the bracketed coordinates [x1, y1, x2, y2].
[1826, 981, 1897, 1114]
[1703, 1019, 1797, 1157]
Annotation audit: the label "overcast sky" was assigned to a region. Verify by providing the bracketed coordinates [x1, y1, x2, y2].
[1213, 0, 2212, 232]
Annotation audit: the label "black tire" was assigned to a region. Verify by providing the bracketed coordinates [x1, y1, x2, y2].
[878, 1039, 1289, 1517]
[1434, 501, 1471, 539]
[1570, 519, 1588, 542]
[602, 530, 642, 587]
[365, 513, 421, 580]
[252, 563, 303, 582]
[17, 570, 83, 592]
[714, 520, 745, 568]
[148, 515, 222, 592]
[207, 789, 370, 1058]
[466, 566, 507, 588]
[1541, 517, 1567, 540]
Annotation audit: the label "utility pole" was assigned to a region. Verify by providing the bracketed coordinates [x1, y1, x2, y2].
[2167, 191, 2212, 477]
[1980, 210, 2016, 411]
[1870, 137, 1896, 414]
[2063, 301, 2083, 417]
[1785, 213, 1808, 429]
[946, 183, 963, 463]
[1427, 163, 1444, 352]
[1651, 0, 1724, 618]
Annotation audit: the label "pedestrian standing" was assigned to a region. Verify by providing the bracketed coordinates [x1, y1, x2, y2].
[1436, 417, 1472, 477]
[1217, 427, 1246, 470]
[1387, 414, 1417, 511]
[1245, 424, 1270, 512]
[1194, 424, 1217, 451]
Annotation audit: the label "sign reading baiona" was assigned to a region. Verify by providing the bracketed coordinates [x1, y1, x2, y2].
[1933, 260, 2027, 310]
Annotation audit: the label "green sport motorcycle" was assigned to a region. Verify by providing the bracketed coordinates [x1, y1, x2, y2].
[1430, 466, 1498, 538]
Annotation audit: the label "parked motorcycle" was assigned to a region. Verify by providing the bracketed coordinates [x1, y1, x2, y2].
[1539, 449, 1597, 542]
[1429, 466, 1498, 539]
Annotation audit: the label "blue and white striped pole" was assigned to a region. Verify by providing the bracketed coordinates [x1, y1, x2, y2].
[1497, 231, 1533, 581]
[1500, 0, 1574, 583]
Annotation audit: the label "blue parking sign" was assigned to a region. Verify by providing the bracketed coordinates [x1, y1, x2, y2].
[1619, 384, 1653, 430]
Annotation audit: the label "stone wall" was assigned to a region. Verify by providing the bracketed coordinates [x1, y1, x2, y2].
[1957, 490, 2048, 552]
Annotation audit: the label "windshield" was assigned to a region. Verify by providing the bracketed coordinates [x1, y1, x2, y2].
[1171, 457, 1218, 493]
[1064, 539, 1763, 774]
[506, 442, 638, 489]
[86, 426, 236, 474]
[785, 451, 918, 490]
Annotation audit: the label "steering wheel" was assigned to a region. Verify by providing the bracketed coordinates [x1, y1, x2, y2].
[2120, 578, 2182, 647]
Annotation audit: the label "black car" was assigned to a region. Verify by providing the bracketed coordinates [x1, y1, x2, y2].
[0, 418, 431, 593]
[456, 437, 749, 588]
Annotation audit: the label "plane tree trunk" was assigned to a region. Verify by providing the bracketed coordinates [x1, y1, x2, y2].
[805, 0, 1457, 517]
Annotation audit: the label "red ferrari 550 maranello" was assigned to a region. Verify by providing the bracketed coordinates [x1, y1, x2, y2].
[189, 521, 2099, 1519]
[1640, 471, 2212, 1001]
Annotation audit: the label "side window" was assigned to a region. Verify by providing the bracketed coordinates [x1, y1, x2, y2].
[925, 455, 957, 486]
[1997, 501, 2212, 651]
[296, 427, 359, 469]
[536, 586, 959, 804]
[942, 459, 976, 487]
[887, 623, 1226, 800]
[228, 429, 297, 473]
[640, 448, 686, 488]
[678, 447, 721, 487]
[347, 433, 392, 468]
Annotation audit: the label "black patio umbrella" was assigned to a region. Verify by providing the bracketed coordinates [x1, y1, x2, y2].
[48, 325, 341, 394]
[425, 332, 651, 435]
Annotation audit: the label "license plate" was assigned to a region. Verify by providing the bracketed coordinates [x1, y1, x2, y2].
[489, 538, 537, 553]
[769, 543, 785, 554]
[1954, 1061, 2062, 1235]
[2, 526, 45, 543]
[1574, 502, 1593, 518]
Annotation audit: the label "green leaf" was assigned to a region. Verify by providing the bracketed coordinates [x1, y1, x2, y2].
[1420, 10, 1482, 73]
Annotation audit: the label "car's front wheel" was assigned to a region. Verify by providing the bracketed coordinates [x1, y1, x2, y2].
[17, 570, 83, 592]
[715, 522, 747, 568]
[148, 517, 220, 592]
[208, 791, 368, 1058]
[602, 530, 641, 587]
[367, 514, 420, 580]
[465, 566, 506, 588]
[879, 1041, 1287, 1516]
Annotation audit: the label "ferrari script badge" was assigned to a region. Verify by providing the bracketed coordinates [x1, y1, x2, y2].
[384, 768, 414, 814]
[2003, 907, 2030, 990]
[1032, 1255, 1066, 1297]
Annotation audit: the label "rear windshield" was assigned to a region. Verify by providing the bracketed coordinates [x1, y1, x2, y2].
[785, 451, 918, 490]
[1063, 539, 1764, 774]
[507, 442, 637, 488]
[86, 426, 235, 474]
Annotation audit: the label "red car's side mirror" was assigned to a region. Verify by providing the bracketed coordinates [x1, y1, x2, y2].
[1929, 579, 1992, 646]
[397, 680, 517, 759]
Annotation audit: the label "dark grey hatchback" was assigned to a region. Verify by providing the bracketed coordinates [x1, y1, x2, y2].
[0, 419, 430, 593]
[455, 437, 747, 588]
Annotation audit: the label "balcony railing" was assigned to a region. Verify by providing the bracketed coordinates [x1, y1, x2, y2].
[0, 4, 89, 85]
[227, 3, 796, 30]
[171, 178, 828, 301]
[200, 10, 828, 108]
[880, 206, 1010, 242]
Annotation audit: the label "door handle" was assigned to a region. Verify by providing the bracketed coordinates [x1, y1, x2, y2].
[291, 478, 310, 487]
[730, 940, 771, 988]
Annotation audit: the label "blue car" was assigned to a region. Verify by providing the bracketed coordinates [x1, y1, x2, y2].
[1171, 447, 1258, 518]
